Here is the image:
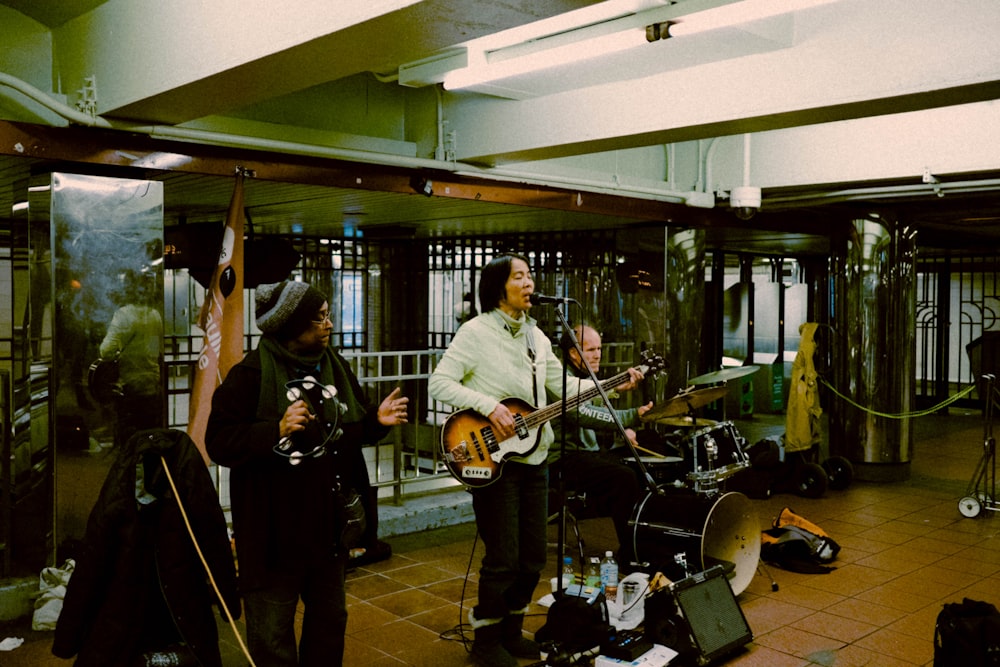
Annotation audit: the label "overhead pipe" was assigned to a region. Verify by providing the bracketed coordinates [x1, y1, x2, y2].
[9, 70, 989, 211]
[765, 179, 1000, 208]
[0, 72, 112, 129]
[1, 69, 707, 206]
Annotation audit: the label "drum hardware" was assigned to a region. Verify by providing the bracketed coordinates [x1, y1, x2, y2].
[674, 553, 691, 578]
[686, 365, 760, 386]
[685, 421, 752, 490]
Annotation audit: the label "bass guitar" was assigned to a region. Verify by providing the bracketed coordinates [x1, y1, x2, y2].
[440, 351, 665, 487]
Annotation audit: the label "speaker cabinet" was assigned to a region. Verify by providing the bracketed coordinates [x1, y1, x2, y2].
[644, 565, 752, 665]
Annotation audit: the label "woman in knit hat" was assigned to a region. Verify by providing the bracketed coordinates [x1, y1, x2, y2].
[206, 280, 409, 667]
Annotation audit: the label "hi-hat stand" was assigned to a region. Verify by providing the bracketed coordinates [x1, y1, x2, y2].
[959, 374, 998, 518]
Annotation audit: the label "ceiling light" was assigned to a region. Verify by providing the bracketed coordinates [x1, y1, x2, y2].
[442, 0, 840, 95]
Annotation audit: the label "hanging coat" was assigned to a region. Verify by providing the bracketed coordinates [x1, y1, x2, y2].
[784, 322, 822, 453]
[53, 428, 240, 667]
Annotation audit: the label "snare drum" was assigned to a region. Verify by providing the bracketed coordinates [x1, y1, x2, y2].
[685, 421, 751, 487]
[621, 455, 685, 485]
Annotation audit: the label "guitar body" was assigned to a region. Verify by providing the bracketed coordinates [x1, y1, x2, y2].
[440, 397, 540, 487]
[438, 350, 666, 488]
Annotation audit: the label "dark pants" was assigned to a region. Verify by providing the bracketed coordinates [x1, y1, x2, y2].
[550, 449, 641, 563]
[471, 461, 548, 620]
[242, 554, 348, 667]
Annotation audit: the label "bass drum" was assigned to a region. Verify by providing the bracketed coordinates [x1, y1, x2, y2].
[630, 487, 760, 595]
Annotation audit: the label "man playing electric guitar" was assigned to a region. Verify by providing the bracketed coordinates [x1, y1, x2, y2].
[428, 253, 644, 667]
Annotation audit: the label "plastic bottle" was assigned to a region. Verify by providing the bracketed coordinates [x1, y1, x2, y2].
[562, 555, 576, 587]
[584, 555, 602, 588]
[600, 550, 619, 602]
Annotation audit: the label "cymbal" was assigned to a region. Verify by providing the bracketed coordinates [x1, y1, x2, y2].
[653, 416, 719, 428]
[641, 386, 729, 421]
[688, 365, 760, 385]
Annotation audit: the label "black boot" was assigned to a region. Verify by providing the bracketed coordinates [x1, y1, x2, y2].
[502, 611, 540, 659]
[470, 611, 517, 667]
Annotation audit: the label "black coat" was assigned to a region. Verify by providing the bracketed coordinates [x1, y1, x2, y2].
[205, 347, 387, 593]
[52, 429, 240, 667]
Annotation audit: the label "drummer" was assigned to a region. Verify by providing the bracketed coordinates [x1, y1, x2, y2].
[548, 324, 653, 566]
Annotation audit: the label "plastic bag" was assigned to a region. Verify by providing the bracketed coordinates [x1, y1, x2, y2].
[606, 572, 650, 630]
[32, 559, 75, 631]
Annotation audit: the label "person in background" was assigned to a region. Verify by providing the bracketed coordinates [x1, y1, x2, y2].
[99, 274, 164, 448]
[548, 324, 652, 566]
[428, 253, 642, 667]
[206, 280, 409, 667]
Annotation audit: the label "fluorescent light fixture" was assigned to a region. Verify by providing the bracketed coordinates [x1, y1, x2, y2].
[668, 0, 838, 37]
[444, 29, 648, 91]
[444, 0, 840, 94]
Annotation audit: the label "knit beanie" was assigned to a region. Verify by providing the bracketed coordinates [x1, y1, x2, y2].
[255, 281, 327, 341]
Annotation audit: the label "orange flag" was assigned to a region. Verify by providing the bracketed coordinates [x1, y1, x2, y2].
[187, 172, 246, 463]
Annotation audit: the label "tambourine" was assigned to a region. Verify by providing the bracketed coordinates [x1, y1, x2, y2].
[273, 375, 346, 465]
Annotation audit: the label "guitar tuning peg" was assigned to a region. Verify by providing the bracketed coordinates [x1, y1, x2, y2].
[286, 387, 302, 402]
[321, 384, 337, 399]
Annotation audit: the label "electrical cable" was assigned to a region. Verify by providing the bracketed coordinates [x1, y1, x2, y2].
[438, 526, 481, 651]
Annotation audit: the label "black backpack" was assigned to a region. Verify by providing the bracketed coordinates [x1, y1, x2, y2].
[934, 598, 1000, 666]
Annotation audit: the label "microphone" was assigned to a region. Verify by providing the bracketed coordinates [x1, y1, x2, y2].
[529, 293, 573, 306]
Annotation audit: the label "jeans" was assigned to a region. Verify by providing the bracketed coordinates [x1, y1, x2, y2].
[242, 554, 347, 667]
[471, 460, 548, 620]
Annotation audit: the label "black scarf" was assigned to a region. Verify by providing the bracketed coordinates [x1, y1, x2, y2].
[256, 337, 366, 426]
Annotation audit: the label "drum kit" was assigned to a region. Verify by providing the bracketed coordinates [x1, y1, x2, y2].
[623, 366, 762, 595]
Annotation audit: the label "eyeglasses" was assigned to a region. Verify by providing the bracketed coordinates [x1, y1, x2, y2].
[312, 311, 331, 325]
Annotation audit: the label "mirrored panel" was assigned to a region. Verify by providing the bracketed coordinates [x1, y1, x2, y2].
[44, 173, 164, 547]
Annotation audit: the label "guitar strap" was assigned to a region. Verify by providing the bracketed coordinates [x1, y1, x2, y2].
[525, 326, 539, 405]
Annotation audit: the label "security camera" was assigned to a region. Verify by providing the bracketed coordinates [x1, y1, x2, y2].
[730, 186, 761, 220]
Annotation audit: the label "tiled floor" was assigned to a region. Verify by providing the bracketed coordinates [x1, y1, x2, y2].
[3, 409, 999, 666]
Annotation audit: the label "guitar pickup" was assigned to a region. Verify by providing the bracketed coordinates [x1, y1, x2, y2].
[513, 414, 529, 439]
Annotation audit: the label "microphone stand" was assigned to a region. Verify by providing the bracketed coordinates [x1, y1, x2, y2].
[553, 301, 572, 597]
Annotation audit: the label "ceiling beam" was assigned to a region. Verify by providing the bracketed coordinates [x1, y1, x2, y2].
[54, 0, 602, 125]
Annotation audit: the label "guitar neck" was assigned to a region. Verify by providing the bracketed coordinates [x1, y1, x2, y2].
[523, 366, 642, 430]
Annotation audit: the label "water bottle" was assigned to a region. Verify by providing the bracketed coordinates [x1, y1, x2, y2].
[563, 555, 576, 587]
[600, 551, 618, 602]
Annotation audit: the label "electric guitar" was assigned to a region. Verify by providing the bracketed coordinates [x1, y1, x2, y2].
[440, 351, 666, 487]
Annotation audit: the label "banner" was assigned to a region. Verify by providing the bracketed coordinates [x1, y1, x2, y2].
[187, 172, 246, 463]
